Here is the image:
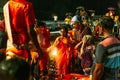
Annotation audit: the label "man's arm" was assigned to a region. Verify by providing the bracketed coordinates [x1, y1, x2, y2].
[92, 44, 105, 80]
[93, 63, 104, 80]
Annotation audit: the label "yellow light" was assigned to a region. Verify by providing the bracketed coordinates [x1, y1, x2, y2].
[6, 51, 15, 60]
[52, 47, 57, 56]
[47, 46, 58, 59]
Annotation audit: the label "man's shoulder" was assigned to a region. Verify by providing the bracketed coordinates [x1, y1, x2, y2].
[99, 36, 120, 47]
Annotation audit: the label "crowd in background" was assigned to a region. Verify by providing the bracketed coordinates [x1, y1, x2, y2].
[0, 0, 120, 80]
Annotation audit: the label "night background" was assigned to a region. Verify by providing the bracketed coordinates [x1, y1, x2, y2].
[0, 0, 120, 20]
[29, 0, 120, 20]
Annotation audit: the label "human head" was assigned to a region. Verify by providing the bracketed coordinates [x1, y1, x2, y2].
[36, 20, 46, 28]
[60, 26, 68, 37]
[71, 15, 82, 29]
[82, 35, 94, 44]
[0, 58, 30, 80]
[100, 16, 114, 32]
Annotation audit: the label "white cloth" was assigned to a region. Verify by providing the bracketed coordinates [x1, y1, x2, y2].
[3, 2, 14, 49]
[71, 15, 79, 22]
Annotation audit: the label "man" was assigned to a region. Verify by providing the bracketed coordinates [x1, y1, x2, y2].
[71, 15, 92, 44]
[93, 16, 120, 80]
[35, 21, 51, 78]
[3, 0, 42, 60]
[70, 15, 92, 74]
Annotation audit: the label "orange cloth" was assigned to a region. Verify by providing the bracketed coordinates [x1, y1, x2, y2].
[6, 48, 28, 58]
[54, 36, 73, 76]
[55, 73, 90, 80]
[9, 0, 35, 45]
[68, 30, 74, 38]
[37, 27, 51, 49]
[6, 0, 35, 58]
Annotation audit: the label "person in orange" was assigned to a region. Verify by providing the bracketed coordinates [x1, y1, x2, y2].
[35, 21, 51, 76]
[3, 1, 43, 79]
[3, 0, 42, 60]
[52, 26, 74, 77]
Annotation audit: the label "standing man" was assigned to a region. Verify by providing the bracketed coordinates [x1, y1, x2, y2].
[35, 21, 51, 78]
[3, 0, 42, 61]
[93, 16, 120, 80]
[71, 15, 92, 44]
[70, 15, 92, 74]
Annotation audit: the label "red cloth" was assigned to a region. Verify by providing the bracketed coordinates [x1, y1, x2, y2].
[64, 73, 89, 80]
[39, 51, 48, 71]
[37, 27, 51, 49]
[0, 20, 5, 31]
[6, 48, 28, 58]
[94, 26, 99, 39]
[55, 73, 90, 80]
[37, 27, 51, 71]
[9, 0, 35, 45]
[54, 36, 73, 76]
[7, 0, 35, 58]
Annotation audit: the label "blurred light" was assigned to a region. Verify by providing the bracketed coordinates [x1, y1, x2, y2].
[52, 47, 57, 56]
[47, 46, 58, 60]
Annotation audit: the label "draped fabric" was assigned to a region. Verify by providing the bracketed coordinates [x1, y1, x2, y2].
[37, 27, 51, 71]
[53, 36, 73, 76]
[3, 0, 35, 59]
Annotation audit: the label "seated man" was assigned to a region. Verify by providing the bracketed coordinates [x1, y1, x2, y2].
[0, 58, 30, 80]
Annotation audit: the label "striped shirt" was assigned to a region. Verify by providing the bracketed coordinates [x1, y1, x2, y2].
[95, 35, 120, 80]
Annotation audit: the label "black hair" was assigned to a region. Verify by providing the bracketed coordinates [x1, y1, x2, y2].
[61, 25, 69, 33]
[100, 16, 114, 30]
[37, 20, 46, 27]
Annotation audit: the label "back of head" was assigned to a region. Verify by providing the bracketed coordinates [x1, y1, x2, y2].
[101, 16, 114, 30]
[84, 35, 94, 44]
[0, 58, 30, 80]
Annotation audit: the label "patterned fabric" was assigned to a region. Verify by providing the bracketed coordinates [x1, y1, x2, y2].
[81, 45, 94, 68]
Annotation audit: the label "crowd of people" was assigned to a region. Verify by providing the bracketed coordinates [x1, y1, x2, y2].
[0, 0, 120, 80]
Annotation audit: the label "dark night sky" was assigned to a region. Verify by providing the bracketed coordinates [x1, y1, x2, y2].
[30, 0, 119, 20]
